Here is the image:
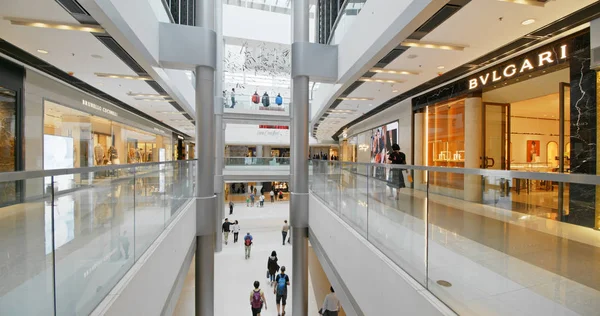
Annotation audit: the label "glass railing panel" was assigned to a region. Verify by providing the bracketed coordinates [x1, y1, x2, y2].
[427, 172, 600, 316]
[338, 161, 368, 238]
[0, 177, 53, 316]
[133, 164, 165, 262]
[53, 167, 135, 315]
[224, 97, 290, 114]
[224, 157, 290, 166]
[367, 165, 427, 286]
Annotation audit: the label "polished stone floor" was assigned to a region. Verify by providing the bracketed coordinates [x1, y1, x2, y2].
[173, 201, 319, 316]
[311, 170, 600, 316]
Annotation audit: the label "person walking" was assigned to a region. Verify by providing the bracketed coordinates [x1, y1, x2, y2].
[274, 266, 290, 316]
[250, 281, 267, 316]
[229, 200, 234, 215]
[281, 220, 290, 246]
[270, 189, 275, 203]
[230, 88, 236, 108]
[250, 192, 255, 207]
[319, 287, 341, 316]
[222, 218, 232, 245]
[267, 251, 279, 286]
[246, 195, 250, 207]
[387, 143, 407, 200]
[259, 194, 265, 207]
[244, 232, 253, 259]
[232, 220, 240, 243]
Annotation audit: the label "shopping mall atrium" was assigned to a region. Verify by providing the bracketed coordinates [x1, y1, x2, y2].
[1, 0, 600, 315]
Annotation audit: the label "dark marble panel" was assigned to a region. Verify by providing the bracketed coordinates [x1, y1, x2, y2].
[568, 34, 597, 228]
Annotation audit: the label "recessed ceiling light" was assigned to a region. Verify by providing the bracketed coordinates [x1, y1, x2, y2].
[497, 0, 545, 7]
[407, 54, 418, 59]
[95, 73, 152, 80]
[4, 17, 106, 33]
[37, 49, 49, 54]
[521, 19, 536, 26]
[370, 68, 419, 75]
[437, 66, 445, 70]
[401, 40, 467, 51]
[359, 78, 404, 84]
[91, 54, 103, 59]
[392, 90, 399, 93]
[337, 97, 374, 101]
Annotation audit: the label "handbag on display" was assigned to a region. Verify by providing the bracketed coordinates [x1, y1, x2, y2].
[407, 174, 413, 183]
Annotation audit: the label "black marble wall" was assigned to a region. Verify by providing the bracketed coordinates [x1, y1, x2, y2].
[568, 34, 597, 228]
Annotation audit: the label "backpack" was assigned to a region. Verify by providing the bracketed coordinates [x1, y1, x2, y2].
[245, 237, 252, 246]
[251, 94, 260, 104]
[275, 95, 283, 105]
[251, 290, 262, 308]
[277, 274, 287, 295]
[262, 95, 270, 107]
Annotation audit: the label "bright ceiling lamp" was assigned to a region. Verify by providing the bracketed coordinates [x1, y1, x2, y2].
[370, 68, 419, 75]
[135, 98, 173, 102]
[401, 39, 467, 51]
[359, 78, 404, 84]
[337, 97, 374, 101]
[95, 73, 152, 80]
[496, 0, 546, 7]
[127, 92, 170, 98]
[4, 17, 105, 33]
[157, 111, 187, 114]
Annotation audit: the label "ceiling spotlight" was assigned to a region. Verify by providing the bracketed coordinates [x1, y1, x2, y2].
[95, 73, 152, 80]
[401, 40, 467, 51]
[37, 49, 49, 54]
[392, 90, 399, 93]
[4, 17, 106, 33]
[437, 66, 445, 70]
[521, 19, 536, 26]
[91, 54, 103, 59]
[370, 68, 419, 75]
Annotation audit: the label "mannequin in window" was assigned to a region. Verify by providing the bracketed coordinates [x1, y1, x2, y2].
[109, 146, 119, 164]
[94, 143, 105, 165]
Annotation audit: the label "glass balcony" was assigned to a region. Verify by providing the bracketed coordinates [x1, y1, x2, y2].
[0, 160, 196, 316]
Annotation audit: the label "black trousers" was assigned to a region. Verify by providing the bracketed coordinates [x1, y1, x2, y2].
[234, 232, 239, 242]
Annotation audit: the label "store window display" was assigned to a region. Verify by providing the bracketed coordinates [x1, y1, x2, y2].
[43, 100, 172, 170]
[0, 86, 18, 204]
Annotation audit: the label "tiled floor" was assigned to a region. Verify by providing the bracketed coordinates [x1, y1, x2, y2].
[173, 201, 319, 316]
[311, 170, 600, 316]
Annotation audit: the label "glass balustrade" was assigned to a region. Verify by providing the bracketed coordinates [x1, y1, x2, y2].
[310, 160, 600, 316]
[224, 157, 290, 166]
[0, 160, 196, 316]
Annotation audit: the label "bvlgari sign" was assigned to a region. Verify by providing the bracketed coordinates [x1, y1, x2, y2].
[468, 44, 568, 90]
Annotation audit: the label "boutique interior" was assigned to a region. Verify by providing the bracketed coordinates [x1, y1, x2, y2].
[44, 100, 172, 170]
[421, 67, 571, 219]
[0, 86, 17, 205]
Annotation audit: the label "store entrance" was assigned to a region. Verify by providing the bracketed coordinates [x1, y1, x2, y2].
[482, 67, 570, 220]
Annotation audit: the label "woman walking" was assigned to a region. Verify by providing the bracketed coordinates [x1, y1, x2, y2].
[267, 251, 279, 286]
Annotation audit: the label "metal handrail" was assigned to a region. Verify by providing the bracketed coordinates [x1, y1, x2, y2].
[313, 160, 600, 186]
[0, 160, 197, 182]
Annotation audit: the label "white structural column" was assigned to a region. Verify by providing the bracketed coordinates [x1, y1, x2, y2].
[464, 97, 483, 202]
[214, 0, 224, 252]
[195, 0, 216, 314]
[291, 0, 309, 315]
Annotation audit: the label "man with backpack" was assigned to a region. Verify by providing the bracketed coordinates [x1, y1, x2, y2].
[244, 232, 253, 259]
[250, 280, 267, 316]
[274, 266, 290, 316]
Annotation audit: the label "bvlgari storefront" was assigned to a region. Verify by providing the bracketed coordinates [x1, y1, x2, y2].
[412, 29, 598, 229]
